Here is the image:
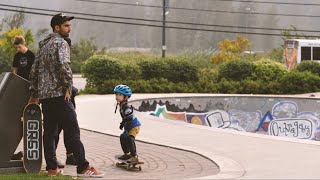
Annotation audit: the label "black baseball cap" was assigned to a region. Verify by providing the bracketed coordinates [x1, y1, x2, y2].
[50, 13, 74, 29]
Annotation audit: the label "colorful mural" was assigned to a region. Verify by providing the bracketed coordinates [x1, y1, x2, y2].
[132, 97, 320, 141]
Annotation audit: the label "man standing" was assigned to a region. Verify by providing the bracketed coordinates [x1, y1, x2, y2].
[29, 13, 104, 177]
[12, 36, 35, 80]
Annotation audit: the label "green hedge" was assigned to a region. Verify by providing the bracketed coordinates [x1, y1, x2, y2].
[296, 61, 320, 76]
[218, 60, 256, 81]
[84, 78, 204, 94]
[138, 58, 199, 83]
[279, 71, 320, 94]
[81, 55, 123, 85]
[251, 60, 288, 82]
[81, 56, 320, 94]
[81, 55, 141, 86]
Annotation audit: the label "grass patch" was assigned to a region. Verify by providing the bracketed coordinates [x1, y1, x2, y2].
[103, 51, 158, 65]
[0, 171, 78, 180]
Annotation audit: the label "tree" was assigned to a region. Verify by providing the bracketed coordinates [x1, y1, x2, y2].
[36, 28, 49, 40]
[0, 11, 25, 32]
[281, 25, 319, 40]
[211, 36, 251, 64]
[71, 38, 98, 73]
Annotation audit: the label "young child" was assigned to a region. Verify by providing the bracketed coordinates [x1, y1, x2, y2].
[114, 85, 141, 163]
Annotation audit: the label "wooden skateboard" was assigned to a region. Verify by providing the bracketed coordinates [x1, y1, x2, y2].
[115, 155, 144, 171]
[22, 103, 43, 174]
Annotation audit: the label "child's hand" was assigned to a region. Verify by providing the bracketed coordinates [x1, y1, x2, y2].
[119, 123, 124, 130]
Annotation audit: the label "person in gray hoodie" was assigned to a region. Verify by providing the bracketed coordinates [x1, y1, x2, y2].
[29, 13, 104, 178]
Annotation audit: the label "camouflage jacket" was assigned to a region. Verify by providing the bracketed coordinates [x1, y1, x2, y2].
[30, 33, 73, 99]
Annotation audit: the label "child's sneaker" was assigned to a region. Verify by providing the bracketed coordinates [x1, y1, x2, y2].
[127, 155, 139, 163]
[77, 166, 104, 178]
[118, 153, 130, 161]
[48, 167, 63, 176]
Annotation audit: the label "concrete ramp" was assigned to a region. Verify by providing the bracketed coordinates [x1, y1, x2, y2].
[0, 72, 30, 168]
[131, 95, 320, 141]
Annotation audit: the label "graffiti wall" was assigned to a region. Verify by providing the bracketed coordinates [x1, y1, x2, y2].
[131, 96, 320, 141]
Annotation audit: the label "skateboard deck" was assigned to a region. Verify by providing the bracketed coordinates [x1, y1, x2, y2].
[115, 155, 144, 171]
[22, 103, 43, 174]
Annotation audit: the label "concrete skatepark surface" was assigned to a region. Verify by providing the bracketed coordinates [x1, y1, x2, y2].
[75, 94, 320, 179]
[2, 73, 320, 179]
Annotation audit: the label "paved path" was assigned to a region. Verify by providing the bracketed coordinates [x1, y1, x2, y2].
[73, 74, 86, 91]
[55, 130, 219, 179]
[16, 92, 320, 179]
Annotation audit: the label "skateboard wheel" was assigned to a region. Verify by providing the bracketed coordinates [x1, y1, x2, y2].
[116, 162, 119, 167]
[126, 165, 130, 170]
[139, 166, 142, 171]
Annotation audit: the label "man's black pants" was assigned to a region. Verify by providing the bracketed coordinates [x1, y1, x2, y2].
[55, 93, 77, 155]
[41, 96, 89, 173]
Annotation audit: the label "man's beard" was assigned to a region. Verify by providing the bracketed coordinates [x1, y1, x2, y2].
[59, 31, 70, 38]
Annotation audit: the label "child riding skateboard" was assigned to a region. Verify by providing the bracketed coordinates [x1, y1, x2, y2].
[114, 85, 141, 163]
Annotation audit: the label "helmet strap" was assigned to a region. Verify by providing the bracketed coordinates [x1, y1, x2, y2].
[114, 103, 119, 113]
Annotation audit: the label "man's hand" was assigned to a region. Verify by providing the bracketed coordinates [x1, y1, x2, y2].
[28, 97, 39, 105]
[65, 91, 71, 101]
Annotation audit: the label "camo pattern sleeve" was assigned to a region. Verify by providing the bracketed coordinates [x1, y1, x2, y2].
[29, 33, 73, 99]
[57, 39, 73, 95]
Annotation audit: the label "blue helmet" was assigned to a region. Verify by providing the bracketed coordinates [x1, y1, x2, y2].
[114, 85, 132, 97]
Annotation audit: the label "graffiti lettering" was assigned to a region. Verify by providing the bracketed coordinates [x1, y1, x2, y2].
[268, 119, 314, 139]
[134, 98, 320, 141]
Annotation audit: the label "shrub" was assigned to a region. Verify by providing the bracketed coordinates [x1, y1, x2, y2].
[218, 60, 256, 81]
[217, 78, 242, 94]
[81, 55, 123, 86]
[138, 59, 169, 80]
[279, 71, 320, 94]
[251, 59, 288, 82]
[122, 64, 142, 80]
[240, 79, 261, 94]
[166, 58, 199, 82]
[296, 61, 320, 76]
[198, 68, 219, 83]
[138, 58, 199, 83]
[84, 78, 199, 94]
